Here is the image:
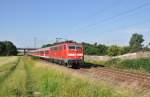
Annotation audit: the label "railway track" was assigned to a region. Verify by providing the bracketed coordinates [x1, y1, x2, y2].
[78, 67, 150, 89]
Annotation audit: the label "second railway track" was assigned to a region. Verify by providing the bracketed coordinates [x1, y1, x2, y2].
[78, 67, 150, 89]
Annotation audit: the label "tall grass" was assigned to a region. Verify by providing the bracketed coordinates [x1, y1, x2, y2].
[105, 57, 150, 73]
[86, 57, 150, 73]
[0, 57, 26, 97]
[24, 57, 132, 97]
[0, 57, 136, 97]
[0, 57, 20, 84]
[24, 58, 35, 97]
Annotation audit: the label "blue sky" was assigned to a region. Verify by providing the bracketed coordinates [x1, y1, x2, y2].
[0, 0, 150, 48]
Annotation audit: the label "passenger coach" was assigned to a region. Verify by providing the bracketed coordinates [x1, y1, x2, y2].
[29, 41, 84, 68]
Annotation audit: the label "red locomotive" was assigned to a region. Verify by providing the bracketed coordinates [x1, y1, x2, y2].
[29, 41, 84, 68]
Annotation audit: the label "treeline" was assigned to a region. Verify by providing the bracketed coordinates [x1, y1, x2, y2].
[0, 41, 17, 56]
[83, 43, 130, 56]
[83, 33, 150, 56]
[42, 44, 53, 48]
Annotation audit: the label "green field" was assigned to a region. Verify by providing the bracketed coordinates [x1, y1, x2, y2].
[0, 56, 147, 97]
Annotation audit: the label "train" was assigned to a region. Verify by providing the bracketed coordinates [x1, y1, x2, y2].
[28, 41, 84, 68]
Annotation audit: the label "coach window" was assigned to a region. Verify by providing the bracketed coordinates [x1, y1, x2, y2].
[45, 50, 49, 54]
[58, 47, 60, 51]
[51, 47, 54, 51]
[42, 51, 44, 54]
[64, 45, 66, 50]
[52, 47, 55, 51]
[57, 46, 60, 51]
[55, 47, 57, 50]
[53, 47, 57, 51]
[40, 51, 42, 54]
[61, 46, 63, 50]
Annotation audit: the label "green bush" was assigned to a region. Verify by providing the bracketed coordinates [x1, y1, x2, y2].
[107, 45, 124, 56]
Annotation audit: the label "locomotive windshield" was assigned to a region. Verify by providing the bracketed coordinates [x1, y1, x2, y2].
[69, 46, 75, 49]
[68, 45, 82, 50]
[76, 46, 82, 50]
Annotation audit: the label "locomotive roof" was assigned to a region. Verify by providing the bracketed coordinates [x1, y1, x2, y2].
[29, 41, 82, 52]
[53, 40, 78, 45]
[45, 40, 81, 47]
[30, 40, 80, 52]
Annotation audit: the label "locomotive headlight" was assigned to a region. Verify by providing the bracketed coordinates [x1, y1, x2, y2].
[68, 54, 83, 56]
[76, 54, 83, 56]
[68, 54, 75, 56]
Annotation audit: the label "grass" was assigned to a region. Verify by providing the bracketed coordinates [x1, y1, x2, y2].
[0, 56, 18, 67]
[24, 58, 35, 97]
[25, 57, 133, 97]
[105, 57, 150, 73]
[0, 57, 20, 84]
[0, 56, 145, 97]
[86, 57, 150, 73]
[31, 56, 40, 60]
[0, 57, 24, 97]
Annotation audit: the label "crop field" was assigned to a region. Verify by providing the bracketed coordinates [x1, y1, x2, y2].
[0, 56, 149, 97]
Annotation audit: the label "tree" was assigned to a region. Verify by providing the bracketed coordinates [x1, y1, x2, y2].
[94, 42, 98, 46]
[97, 44, 108, 55]
[82, 42, 108, 55]
[42, 44, 53, 48]
[0, 42, 6, 55]
[0, 41, 17, 56]
[83, 42, 98, 55]
[107, 45, 123, 56]
[129, 33, 144, 52]
[122, 46, 131, 54]
[4, 41, 17, 56]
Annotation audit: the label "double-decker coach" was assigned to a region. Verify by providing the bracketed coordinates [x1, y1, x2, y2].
[29, 41, 84, 68]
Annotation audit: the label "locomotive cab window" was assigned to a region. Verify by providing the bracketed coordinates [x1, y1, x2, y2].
[76, 46, 82, 50]
[68, 46, 75, 49]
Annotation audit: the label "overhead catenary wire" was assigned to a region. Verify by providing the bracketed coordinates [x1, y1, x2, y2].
[74, 1, 150, 32]
[72, 0, 122, 28]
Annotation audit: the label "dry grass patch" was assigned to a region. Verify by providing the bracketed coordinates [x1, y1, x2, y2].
[0, 56, 18, 67]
